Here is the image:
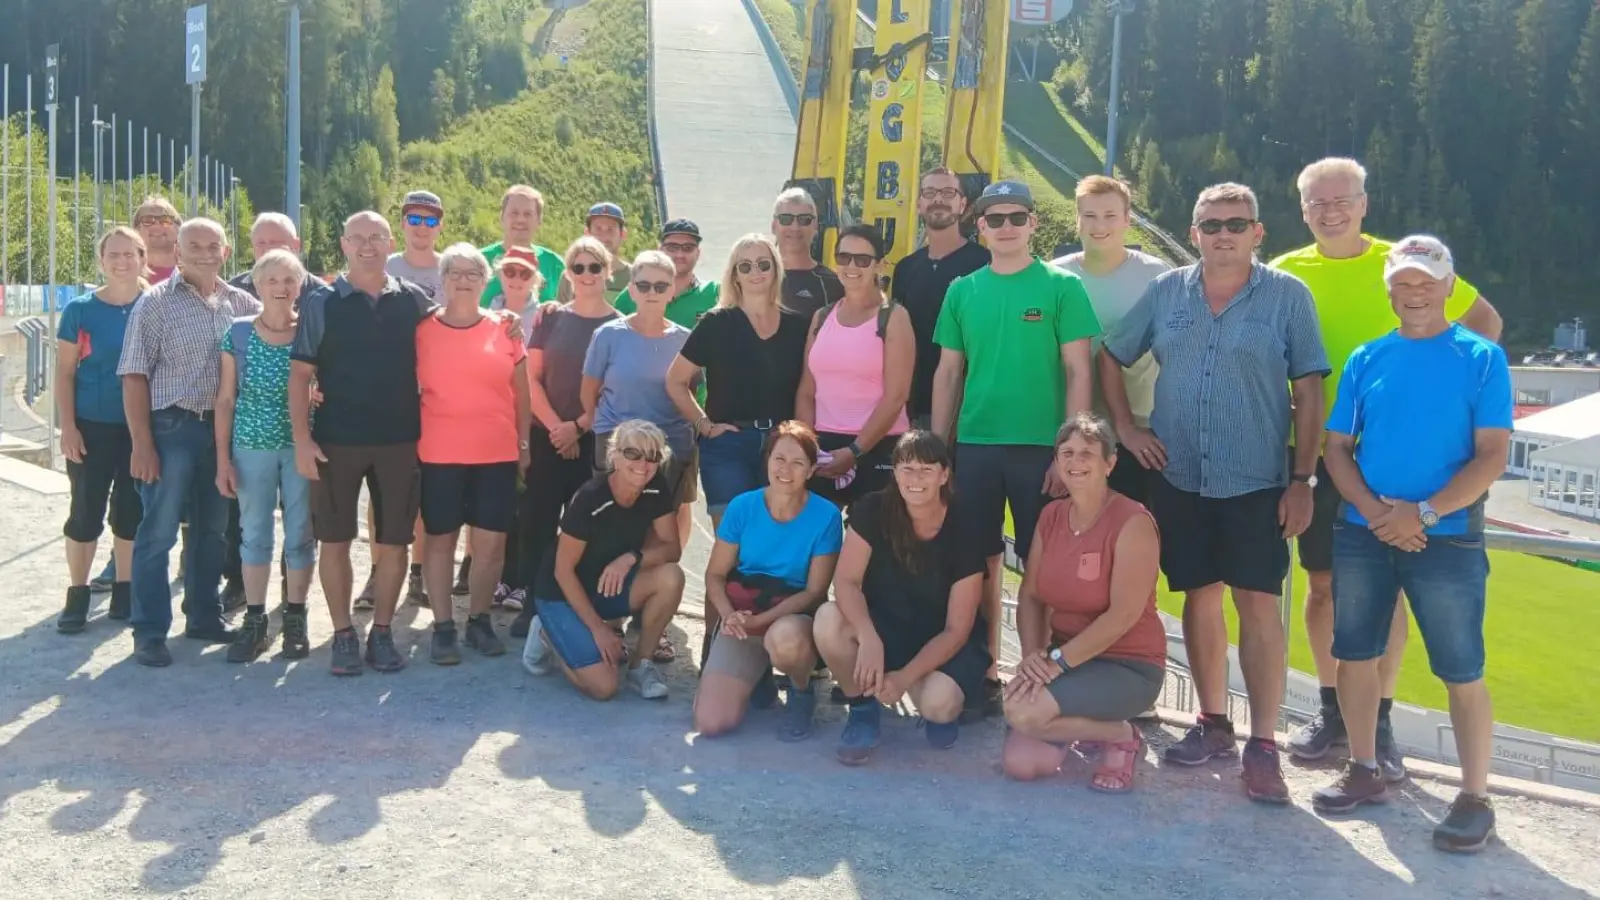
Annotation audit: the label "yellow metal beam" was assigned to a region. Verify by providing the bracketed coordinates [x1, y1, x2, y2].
[790, 0, 857, 263]
[860, 0, 934, 266]
[942, 0, 1010, 198]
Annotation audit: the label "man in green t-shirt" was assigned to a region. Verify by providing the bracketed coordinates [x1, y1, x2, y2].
[931, 180, 1100, 708]
[1268, 156, 1503, 779]
[481, 184, 563, 308]
[614, 218, 719, 325]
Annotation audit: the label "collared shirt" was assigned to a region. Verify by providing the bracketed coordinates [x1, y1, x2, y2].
[117, 273, 262, 413]
[1104, 261, 1329, 498]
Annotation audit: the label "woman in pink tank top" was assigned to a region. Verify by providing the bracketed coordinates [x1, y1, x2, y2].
[1001, 413, 1167, 794]
[795, 225, 914, 508]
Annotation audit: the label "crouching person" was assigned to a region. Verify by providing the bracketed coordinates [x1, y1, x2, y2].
[522, 420, 684, 700]
[1003, 414, 1167, 793]
[814, 431, 990, 765]
[694, 421, 843, 742]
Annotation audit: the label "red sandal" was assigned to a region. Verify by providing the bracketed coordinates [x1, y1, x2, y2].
[1088, 726, 1143, 794]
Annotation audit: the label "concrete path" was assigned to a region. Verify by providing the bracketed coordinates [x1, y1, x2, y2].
[651, 0, 797, 276]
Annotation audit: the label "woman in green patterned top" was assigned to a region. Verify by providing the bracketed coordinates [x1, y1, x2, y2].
[214, 249, 317, 663]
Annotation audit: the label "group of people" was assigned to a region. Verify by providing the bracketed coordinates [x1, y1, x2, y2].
[52, 156, 1510, 854]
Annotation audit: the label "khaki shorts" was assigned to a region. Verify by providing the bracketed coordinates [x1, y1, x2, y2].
[311, 442, 420, 545]
[701, 614, 813, 683]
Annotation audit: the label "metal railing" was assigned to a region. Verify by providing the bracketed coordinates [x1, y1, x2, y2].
[644, 0, 670, 225]
[16, 317, 49, 408]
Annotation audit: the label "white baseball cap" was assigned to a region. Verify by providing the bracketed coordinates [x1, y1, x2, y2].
[1384, 235, 1455, 282]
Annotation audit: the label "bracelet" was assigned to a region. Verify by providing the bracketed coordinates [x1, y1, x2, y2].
[695, 416, 711, 435]
[847, 440, 864, 458]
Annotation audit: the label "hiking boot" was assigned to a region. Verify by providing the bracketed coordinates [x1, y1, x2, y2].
[407, 570, 429, 607]
[1288, 709, 1347, 760]
[750, 669, 779, 710]
[1376, 720, 1408, 783]
[184, 624, 239, 643]
[925, 719, 960, 750]
[108, 582, 132, 620]
[57, 585, 92, 634]
[510, 606, 534, 639]
[1433, 793, 1496, 853]
[430, 621, 462, 666]
[365, 625, 407, 672]
[1241, 739, 1291, 805]
[627, 660, 669, 700]
[777, 683, 817, 743]
[135, 638, 172, 668]
[220, 580, 247, 614]
[1163, 719, 1238, 766]
[90, 563, 115, 592]
[1312, 761, 1389, 814]
[280, 606, 310, 659]
[521, 616, 553, 676]
[227, 611, 271, 663]
[354, 572, 376, 611]
[836, 703, 881, 766]
[453, 556, 472, 596]
[464, 613, 506, 657]
[330, 628, 363, 676]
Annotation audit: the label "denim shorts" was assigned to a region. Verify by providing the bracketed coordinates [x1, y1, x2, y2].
[533, 568, 638, 670]
[1330, 521, 1489, 684]
[698, 426, 771, 514]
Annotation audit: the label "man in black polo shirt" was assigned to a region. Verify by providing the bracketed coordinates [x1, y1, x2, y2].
[772, 186, 844, 319]
[890, 167, 990, 429]
[291, 211, 435, 676]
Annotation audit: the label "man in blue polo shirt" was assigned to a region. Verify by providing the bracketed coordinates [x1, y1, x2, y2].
[1312, 236, 1510, 854]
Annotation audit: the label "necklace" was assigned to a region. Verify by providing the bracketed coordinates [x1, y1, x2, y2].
[1069, 492, 1114, 536]
[256, 315, 296, 334]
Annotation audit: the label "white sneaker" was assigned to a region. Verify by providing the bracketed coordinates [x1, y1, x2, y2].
[627, 660, 669, 700]
[521, 616, 553, 676]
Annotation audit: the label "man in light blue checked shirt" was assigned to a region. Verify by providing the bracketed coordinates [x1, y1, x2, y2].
[1099, 182, 1329, 805]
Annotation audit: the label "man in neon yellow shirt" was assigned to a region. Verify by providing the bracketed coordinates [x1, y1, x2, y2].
[1269, 156, 1502, 780]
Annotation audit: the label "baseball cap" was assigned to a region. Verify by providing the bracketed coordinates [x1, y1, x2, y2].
[499, 246, 540, 271]
[971, 180, 1035, 214]
[401, 190, 444, 216]
[587, 202, 626, 225]
[1384, 235, 1454, 282]
[660, 218, 702, 243]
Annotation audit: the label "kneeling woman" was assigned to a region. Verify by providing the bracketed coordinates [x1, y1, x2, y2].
[814, 431, 990, 765]
[523, 420, 685, 700]
[1002, 413, 1166, 793]
[694, 421, 842, 742]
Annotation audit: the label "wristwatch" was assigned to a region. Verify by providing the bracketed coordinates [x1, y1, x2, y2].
[518, 439, 530, 451]
[1291, 471, 1318, 488]
[1418, 500, 1440, 528]
[847, 440, 864, 458]
[1048, 645, 1072, 674]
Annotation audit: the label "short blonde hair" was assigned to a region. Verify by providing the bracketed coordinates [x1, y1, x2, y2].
[1055, 412, 1120, 462]
[565, 235, 613, 271]
[502, 184, 545, 216]
[631, 250, 674, 281]
[1075, 175, 1132, 213]
[1296, 157, 1368, 199]
[251, 248, 307, 290]
[605, 419, 672, 470]
[439, 242, 491, 281]
[718, 233, 783, 310]
[1192, 182, 1259, 223]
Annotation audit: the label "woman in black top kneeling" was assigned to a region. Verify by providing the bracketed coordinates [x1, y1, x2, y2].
[813, 431, 991, 765]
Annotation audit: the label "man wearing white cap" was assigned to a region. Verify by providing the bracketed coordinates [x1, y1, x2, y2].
[1313, 235, 1510, 854]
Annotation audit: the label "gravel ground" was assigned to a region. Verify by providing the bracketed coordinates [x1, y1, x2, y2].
[1, 480, 1597, 899]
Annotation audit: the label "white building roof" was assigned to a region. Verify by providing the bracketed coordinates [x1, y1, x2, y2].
[1513, 392, 1600, 442]
[1530, 433, 1600, 469]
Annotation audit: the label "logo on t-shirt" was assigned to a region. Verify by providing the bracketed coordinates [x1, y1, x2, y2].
[795, 289, 815, 299]
[1021, 307, 1043, 322]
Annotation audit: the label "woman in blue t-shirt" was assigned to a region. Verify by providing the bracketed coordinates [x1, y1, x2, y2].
[694, 421, 843, 742]
[54, 226, 147, 634]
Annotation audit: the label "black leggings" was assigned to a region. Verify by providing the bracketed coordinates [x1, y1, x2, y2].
[63, 419, 142, 543]
[518, 425, 596, 593]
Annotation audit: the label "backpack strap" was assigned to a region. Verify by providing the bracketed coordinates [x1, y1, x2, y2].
[809, 301, 838, 340]
[812, 300, 894, 341]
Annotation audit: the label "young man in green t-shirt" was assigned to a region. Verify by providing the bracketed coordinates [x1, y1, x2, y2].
[480, 184, 563, 308]
[931, 180, 1101, 710]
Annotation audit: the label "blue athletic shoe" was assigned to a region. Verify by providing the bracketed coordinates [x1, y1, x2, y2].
[924, 719, 959, 750]
[836, 703, 881, 765]
[777, 683, 817, 743]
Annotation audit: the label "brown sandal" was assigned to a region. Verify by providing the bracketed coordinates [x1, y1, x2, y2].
[1088, 726, 1143, 794]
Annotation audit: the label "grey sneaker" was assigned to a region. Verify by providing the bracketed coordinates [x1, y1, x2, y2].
[226, 611, 271, 663]
[1376, 721, 1408, 783]
[627, 660, 669, 700]
[407, 570, 429, 607]
[464, 614, 506, 657]
[430, 622, 462, 665]
[1434, 793, 1496, 853]
[1288, 710, 1348, 760]
[330, 628, 364, 676]
[521, 616, 553, 676]
[365, 626, 407, 672]
[353, 572, 376, 611]
[1163, 720, 1238, 766]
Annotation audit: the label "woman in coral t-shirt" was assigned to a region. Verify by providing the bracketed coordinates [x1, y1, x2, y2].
[1002, 413, 1166, 793]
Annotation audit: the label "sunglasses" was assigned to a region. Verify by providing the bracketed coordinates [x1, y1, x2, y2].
[619, 447, 662, 463]
[569, 262, 606, 275]
[1196, 217, 1257, 235]
[834, 251, 877, 269]
[501, 268, 535, 281]
[775, 213, 816, 227]
[919, 187, 961, 200]
[633, 280, 671, 294]
[404, 213, 441, 228]
[661, 241, 699, 254]
[736, 258, 774, 274]
[982, 211, 1030, 228]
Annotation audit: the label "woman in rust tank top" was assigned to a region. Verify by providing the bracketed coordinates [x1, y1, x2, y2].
[1002, 413, 1167, 793]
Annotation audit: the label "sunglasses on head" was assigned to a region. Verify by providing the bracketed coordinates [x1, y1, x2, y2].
[1196, 217, 1256, 235]
[834, 251, 877, 269]
[404, 213, 441, 228]
[633, 280, 671, 295]
[775, 213, 816, 227]
[569, 262, 606, 275]
[501, 267, 535, 281]
[619, 447, 662, 463]
[736, 258, 774, 274]
[982, 211, 1030, 228]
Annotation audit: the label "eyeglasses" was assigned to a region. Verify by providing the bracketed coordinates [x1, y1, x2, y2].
[404, 213, 441, 228]
[775, 213, 816, 227]
[661, 241, 698, 254]
[633, 280, 671, 294]
[834, 251, 877, 269]
[618, 447, 662, 463]
[445, 270, 485, 283]
[569, 262, 606, 275]
[343, 233, 391, 246]
[501, 268, 535, 281]
[736, 258, 774, 274]
[136, 214, 179, 228]
[1196, 217, 1257, 235]
[982, 211, 1030, 228]
[919, 187, 961, 200]
[1304, 194, 1364, 214]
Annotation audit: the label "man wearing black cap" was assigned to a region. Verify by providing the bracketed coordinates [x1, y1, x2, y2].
[387, 190, 446, 298]
[558, 202, 634, 302]
[614, 218, 719, 326]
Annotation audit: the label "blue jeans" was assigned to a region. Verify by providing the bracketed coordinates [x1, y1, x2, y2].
[533, 568, 639, 670]
[1331, 521, 1490, 684]
[698, 426, 771, 513]
[130, 408, 231, 642]
[234, 445, 315, 571]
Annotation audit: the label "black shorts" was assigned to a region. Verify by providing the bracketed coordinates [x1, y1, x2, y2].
[1108, 442, 1154, 506]
[953, 443, 1053, 560]
[1297, 456, 1341, 572]
[420, 461, 519, 535]
[882, 624, 992, 703]
[312, 442, 421, 544]
[811, 431, 896, 509]
[63, 419, 143, 543]
[1146, 474, 1289, 595]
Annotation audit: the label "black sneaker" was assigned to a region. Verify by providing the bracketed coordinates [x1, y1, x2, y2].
[777, 684, 817, 742]
[1433, 793, 1496, 853]
[227, 611, 271, 663]
[510, 607, 534, 639]
[365, 625, 407, 672]
[430, 621, 462, 666]
[280, 606, 310, 659]
[330, 628, 363, 676]
[108, 582, 132, 621]
[220, 580, 247, 614]
[184, 624, 240, 643]
[353, 572, 377, 611]
[452, 557, 472, 596]
[1376, 720, 1408, 783]
[1288, 709, 1348, 760]
[464, 614, 506, 657]
[407, 570, 429, 607]
[750, 669, 779, 710]
[57, 585, 92, 634]
[135, 638, 173, 667]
